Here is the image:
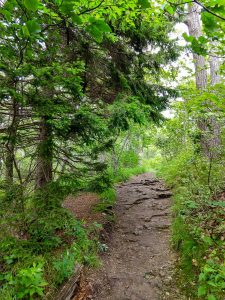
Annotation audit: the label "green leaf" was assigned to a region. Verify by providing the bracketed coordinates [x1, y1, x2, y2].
[182, 32, 193, 43]
[60, 0, 74, 14]
[26, 49, 33, 59]
[208, 295, 217, 300]
[198, 36, 207, 44]
[202, 12, 218, 32]
[1, 9, 11, 21]
[165, 5, 174, 15]
[71, 15, 83, 25]
[138, 0, 150, 8]
[201, 235, 213, 246]
[199, 272, 206, 281]
[198, 285, 207, 297]
[190, 37, 207, 55]
[22, 25, 30, 37]
[94, 20, 111, 33]
[86, 25, 103, 42]
[26, 19, 41, 34]
[23, 0, 39, 12]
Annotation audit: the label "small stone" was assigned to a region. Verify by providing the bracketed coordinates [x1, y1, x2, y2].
[133, 229, 141, 236]
[159, 271, 166, 277]
[151, 277, 162, 288]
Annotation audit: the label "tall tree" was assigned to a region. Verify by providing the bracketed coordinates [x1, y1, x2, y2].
[209, 54, 220, 86]
[186, 2, 222, 157]
[186, 3, 207, 90]
[0, 0, 178, 194]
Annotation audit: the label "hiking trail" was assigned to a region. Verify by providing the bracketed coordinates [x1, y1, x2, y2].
[75, 173, 185, 300]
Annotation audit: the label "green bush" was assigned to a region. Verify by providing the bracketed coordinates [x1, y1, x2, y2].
[110, 165, 147, 183]
[120, 150, 139, 168]
[94, 187, 117, 214]
[53, 250, 76, 285]
[0, 204, 100, 299]
[88, 171, 113, 192]
[155, 97, 225, 299]
[198, 252, 225, 300]
[0, 286, 15, 300]
[1, 261, 47, 300]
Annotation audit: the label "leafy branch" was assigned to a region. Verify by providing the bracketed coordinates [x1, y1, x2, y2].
[167, 0, 225, 21]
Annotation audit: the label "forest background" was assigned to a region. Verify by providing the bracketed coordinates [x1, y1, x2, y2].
[0, 0, 225, 299]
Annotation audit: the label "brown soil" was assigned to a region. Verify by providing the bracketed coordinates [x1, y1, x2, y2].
[74, 173, 186, 300]
[63, 193, 104, 224]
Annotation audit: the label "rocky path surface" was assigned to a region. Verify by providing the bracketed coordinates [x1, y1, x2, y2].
[77, 173, 184, 300]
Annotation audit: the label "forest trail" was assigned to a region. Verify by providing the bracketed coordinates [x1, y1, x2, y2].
[76, 173, 185, 300]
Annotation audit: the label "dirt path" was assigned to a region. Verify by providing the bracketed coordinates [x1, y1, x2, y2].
[77, 173, 184, 300]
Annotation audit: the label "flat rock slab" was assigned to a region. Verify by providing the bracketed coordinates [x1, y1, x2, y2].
[75, 173, 185, 300]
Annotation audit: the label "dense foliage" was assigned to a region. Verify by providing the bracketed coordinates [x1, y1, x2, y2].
[155, 2, 225, 299]
[155, 85, 225, 300]
[0, 0, 180, 299]
[1, 0, 225, 299]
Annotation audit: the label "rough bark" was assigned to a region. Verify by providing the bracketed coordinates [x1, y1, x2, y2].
[209, 55, 220, 86]
[186, 3, 208, 155]
[36, 116, 53, 188]
[187, 3, 207, 90]
[186, 3, 221, 157]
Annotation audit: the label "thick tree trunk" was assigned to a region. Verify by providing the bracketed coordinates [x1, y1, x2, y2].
[186, 3, 221, 157]
[36, 116, 53, 188]
[209, 55, 220, 86]
[187, 4, 208, 155]
[187, 3, 207, 90]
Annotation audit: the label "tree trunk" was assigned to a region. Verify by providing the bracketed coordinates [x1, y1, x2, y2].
[5, 100, 19, 185]
[186, 3, 221, 157]
[36, 116, 53, 188]
[208, 52, 221, 152]
[187, 3, 207, 90]
[187, 3, 208, 155]
[209, 55, 220, 86]
[5, 144, 14, 185]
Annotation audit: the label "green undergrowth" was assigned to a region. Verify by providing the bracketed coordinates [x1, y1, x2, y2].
[110, 165, 148, 183]
[158, 154, 225, 300]
[91, 167, 153, 223]
[93, 187, 117, 218]
[0, 154, 151, 299]
[89, 149, 154, 216]
[151, 96, 225, 300]
[0, 184, 102, 300]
